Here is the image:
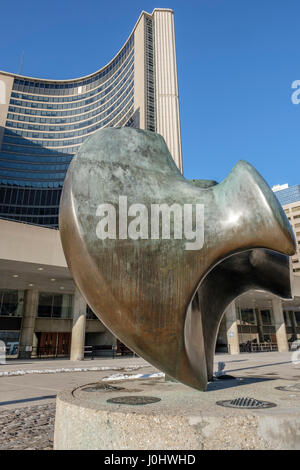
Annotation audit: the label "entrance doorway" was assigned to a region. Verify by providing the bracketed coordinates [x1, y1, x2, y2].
[36, 332, 71, 357]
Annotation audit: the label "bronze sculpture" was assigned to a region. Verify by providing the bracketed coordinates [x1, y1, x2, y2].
[59, 128, 296, 391]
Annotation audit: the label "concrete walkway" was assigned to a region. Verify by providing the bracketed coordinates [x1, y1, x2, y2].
[0, 356, 151, 376]
[0, 351, 299, 410]
[0, 357, 156, 410]
[0, 351, 299, 377]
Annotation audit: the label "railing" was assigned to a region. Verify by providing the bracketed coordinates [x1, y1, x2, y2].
[240, 342, 278, 353]
[84, 345, 117, 359]
[31, 346, 70, 358]
[7, 344, 138, 360]
[83, 345, 138, 359]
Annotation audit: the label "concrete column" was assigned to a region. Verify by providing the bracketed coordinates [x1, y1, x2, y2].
[225, 301, 240, 355]
[19, 289, 38, 359]
[111, 335, 117, 357]
[272, 298, 289, 352]
[255, 309, 264, 343]
[70, 288, 87, 361]
[289, 311, 298, 339]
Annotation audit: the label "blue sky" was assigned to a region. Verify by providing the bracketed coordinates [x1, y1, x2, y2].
[0, 0, 299, 186]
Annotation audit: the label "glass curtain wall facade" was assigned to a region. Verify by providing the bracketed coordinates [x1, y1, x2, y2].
[0, 38, 134, 228]
[0, 9, 182, 228]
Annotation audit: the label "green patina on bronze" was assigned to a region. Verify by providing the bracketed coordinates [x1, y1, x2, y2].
[59, 128, 296, 391]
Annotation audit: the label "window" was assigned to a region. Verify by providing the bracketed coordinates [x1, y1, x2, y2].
[0, 290, 24, 316]
[37, 292, 73, 318]
[292, 206, 300, 212]
[260, 309, 273, 325]
[240, 308, 256, 325]
[86, 305, 97, 320]
[283, 311, 291, 327]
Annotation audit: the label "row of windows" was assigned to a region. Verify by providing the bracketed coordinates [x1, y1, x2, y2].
[237, 308, 275, 326]
[0, 169, 66, 179]
[237, 308, 300, 328]
[287, 214, 300, 220]
[6, 76, 134, 135]
[0, 106, 135, 188]
[276, 186, 300, 206]
[0, 187, 62, 209]
[11, 50, 134, 104]
[2, 103, 134, 162]
[7, 66, 134, 124]
[286, 206, 300, 213]
[0, 179, 63, 188]
[0, 290, 23, 316]
[37, 292, 73, 318]
[0, 186, 61, 215]
[2, 143, 77, 155]
[0, 205, 59, 215]
[8, 68, 133, 122]
[12, 37, 134, 95]
[0, 289, 100, 319]
[145, 17, 156, 132]
[0, 161, 69, 172]
[9, 57, 134, 113]
[0, 213, 58, 227]
[0, 153, 73, 163]
[8, 80, 134, 133]
[0, 290, 72, 318]
[0, 187, 61, 206]
[3, 96, 134, 147]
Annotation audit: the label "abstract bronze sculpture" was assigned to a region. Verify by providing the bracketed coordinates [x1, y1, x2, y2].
[59, 128, 296, 391]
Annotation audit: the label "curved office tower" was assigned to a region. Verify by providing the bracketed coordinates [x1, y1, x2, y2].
[0, 8, 182, 228]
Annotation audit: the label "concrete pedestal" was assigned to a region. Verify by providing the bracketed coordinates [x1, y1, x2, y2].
[54, 376, 300, 450]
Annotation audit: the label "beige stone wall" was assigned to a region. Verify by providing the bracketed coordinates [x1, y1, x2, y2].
[0, 219, 67, 267]
[34, 318, 107, 334]
[85, 319, 107, 333]
[35, 318, 73, 333]
[153, 9, 183, 172]
[0, 73, 13, 147]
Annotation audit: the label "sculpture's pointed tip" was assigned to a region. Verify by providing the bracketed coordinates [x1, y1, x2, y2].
[222, 159, 297, 257]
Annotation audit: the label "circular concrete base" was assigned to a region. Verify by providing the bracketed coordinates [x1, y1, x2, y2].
[54, 377, 300, 450]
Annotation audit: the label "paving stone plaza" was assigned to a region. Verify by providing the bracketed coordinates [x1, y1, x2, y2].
[0, 404, 55, 450]
[0, 352, 299, 450]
